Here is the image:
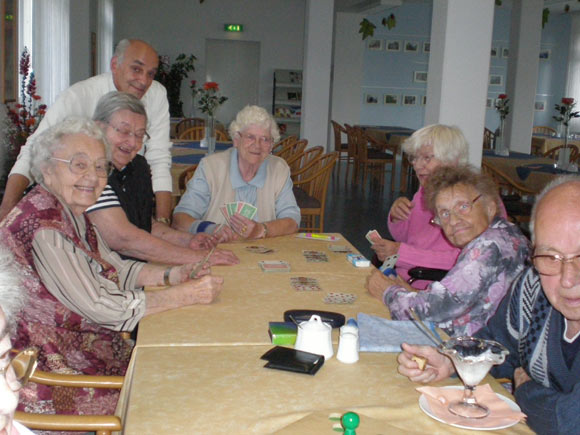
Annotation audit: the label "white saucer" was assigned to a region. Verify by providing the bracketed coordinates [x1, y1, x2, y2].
[418, 385, 521, 431]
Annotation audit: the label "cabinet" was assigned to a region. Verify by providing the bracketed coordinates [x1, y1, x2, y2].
[272, 69, 302, 137]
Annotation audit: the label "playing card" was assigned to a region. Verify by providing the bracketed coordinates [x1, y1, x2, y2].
[246, 245, 274, 254]
[239, 202, 258, 220]
[259, 260, 291, 273]
[302, 250, 328, 263]
[290, 276, 321, 291]
[323, 292, 357, 304]
[381, 254, 399, 270]
[328, 244, 352, 253]
[365, 229, 381, 244]
[220, 205, 231, 224]
[226, 202, 238, 217]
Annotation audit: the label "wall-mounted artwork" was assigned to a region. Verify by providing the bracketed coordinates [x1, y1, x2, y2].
[384, 94, 399, 105]
[486, 98, 493, 109]
[368, 39, 383, 51]
[365, 93, 379, 104]
[403, 95, 417, 106]
[414, 71, 428, 83]
[502, 47, 509, 58]
[489, 75, 503, 86]
[421, 95, 427, 105]
[534, 101, 546, 111]
[386, 40, 401, 52]
[404, 41, 419, 53]
[491, 47, 498, 58]
[539, 49, 551, 61]
[423, 42, 430, 53]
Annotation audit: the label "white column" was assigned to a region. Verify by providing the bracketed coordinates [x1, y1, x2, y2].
[426, 0, 494, 167]
[301, 0, 334, 150]
[505, 0, 543, 153]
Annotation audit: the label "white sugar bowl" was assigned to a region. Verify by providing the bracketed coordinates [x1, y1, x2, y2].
[294, 315, 334, 359]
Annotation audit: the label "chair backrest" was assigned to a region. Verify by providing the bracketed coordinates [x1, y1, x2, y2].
[483, 128, 495, 150]
[178, 164, 199, 194]
[176, 117, 205, 137]
[543, 144, 579, 161]
[178, 126, 205, 140]
[287, 146, 324, 174]
[533, 126, 557, 136]
[272, 135, 298, 155]
[293, 152, 339, 203]
[276, 139, 308, 162]
[354, 127, 369, 162]
[481, 160, 536, 195]
[344, 124, 359, 159]
[330, 120, 347, 152]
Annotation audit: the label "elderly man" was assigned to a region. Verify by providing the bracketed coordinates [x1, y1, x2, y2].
[87, 91, 237, 265]
[397, 175, 580, 434]
[0, 38, 173, 222]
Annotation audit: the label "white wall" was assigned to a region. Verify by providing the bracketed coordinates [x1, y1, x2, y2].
[113, 0, 306, 122]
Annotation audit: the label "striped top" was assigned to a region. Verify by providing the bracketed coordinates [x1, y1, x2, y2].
[86, 185, 121, 213]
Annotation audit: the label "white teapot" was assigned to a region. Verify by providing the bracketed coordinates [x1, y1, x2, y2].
[294, 315, 333, 359]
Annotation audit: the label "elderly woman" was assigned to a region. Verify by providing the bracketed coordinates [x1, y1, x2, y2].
[0, 119, 223, 416]
[370, 124, 469, 289]
[366, 165, 530, 337]
[172, 105, 300, 241]
[86, 91, 238, 265]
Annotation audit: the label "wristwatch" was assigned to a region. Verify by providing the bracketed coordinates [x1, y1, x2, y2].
[156, 217, 171, 225]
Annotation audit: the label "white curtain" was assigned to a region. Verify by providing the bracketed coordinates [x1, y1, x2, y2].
[566, 13, 580, 130]
[97, 0, 114, 74]
[32, 0, 70, 106]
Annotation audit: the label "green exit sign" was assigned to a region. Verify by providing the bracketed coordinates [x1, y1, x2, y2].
[224, 24, 243, 32]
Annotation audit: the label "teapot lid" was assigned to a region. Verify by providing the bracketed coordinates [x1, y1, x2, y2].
[299, 314, 331, 332]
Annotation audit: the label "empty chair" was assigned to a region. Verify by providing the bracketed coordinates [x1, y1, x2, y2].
[275, 139, 308, 162]
[343, 124, 360, 184]
[354, 127, 396, 191]
[532, 126, 557, 136]
[178, 126, 228, 141]
[483, 127, 495, 150]
[286, 146, 324, 175]
[178, 163, 199, 195]
[543, 144, 579, 161]
[331, 120, 349, 180]
[175, 117, 205, 137]
[271, 135, 298, 155]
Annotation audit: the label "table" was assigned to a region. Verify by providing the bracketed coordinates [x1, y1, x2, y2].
[531, 134, 580, 155]
[116, 234, 531, 434]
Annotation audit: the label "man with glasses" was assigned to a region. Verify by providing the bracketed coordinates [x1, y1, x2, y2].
[86, 91, 237, 266]
[0, 39, 173, 224]
[397, 175, 580, 434]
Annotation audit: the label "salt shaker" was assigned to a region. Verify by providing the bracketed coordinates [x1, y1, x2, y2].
[337, 318, 359, 364]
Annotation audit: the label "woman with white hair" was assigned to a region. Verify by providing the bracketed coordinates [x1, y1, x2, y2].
[173, 105, 300, 241]
[370, 124, 471, 289]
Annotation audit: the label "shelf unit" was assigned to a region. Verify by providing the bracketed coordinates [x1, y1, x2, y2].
[272, 69, 302, 137]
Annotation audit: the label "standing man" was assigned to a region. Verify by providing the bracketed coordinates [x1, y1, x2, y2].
[0, 39, 173, 222]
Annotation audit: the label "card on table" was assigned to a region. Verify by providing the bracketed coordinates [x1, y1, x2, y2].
[323, 292, 357, 304]
[365, 229, 381, 244]
[259, 260, 291, 273]
[328, 244, 352, 253]
[290, 276, 321, 292]
[246, 245, 274, 254]
[302, 250, 329, 263]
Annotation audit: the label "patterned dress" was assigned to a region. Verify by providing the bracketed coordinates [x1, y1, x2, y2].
[384, 217, 531, 336]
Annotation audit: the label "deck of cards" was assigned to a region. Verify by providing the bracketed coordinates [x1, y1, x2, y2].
[365, 229, 381, 244]
[328, 244, 352, 253]
[323, 292, 357, 304]
[290, 277, 322, 292]
[302, 250, 329, 262]
[220, 201, 257, 225]
[259, 260, 291, 273]
[246, 245, 274, 254]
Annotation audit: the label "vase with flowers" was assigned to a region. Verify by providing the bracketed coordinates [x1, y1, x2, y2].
[553, 97, 580, 170]
[190, 81, 228, 153]
[3, 47, 46, 184]
[494, 94, 510, 156]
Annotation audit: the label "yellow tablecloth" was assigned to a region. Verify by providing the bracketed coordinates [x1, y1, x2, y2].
[482, 154, 558, 194]
[531, 135, 580, 155]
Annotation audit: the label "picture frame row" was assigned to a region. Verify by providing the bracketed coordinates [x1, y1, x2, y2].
[485, 98, 547, 112]
[365, 93, 427, 106]
[491, 46, 551, 60]
[368, 39, 430, 53]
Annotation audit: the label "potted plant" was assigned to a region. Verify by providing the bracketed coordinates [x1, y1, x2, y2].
[154, 53, 196, 117]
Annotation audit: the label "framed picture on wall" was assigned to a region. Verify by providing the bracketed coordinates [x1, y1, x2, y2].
[414, 71, 428, 83]
[368, 39, 383, 51]
[404, 41, 419, 53]
[534, 101, 546, 111]
[491, 46, 498, 58]
[489, 75, 503, 86]
[539, 49, 551, 61]
[383, 94, 399, 105]
[421, 95, 427, 105]
[403, 95, 417, 106]
[365, 93, 379, 104]
[502, 47, 509, 58]
[386, 40, 401, 52]
[486, 98, 494, 109]
[423, 42, 431, 53]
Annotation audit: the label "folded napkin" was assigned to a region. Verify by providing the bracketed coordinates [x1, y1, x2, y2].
[357, 313, 436, 352]
[417, 384, 527, 429]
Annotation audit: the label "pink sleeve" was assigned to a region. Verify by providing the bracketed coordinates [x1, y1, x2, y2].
[397, 242, 460, 271]
[387, 210, 410, 242]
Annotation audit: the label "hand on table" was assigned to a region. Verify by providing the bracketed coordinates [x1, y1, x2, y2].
[181, 275, 224, 305]
[371, 238, 400, 262]
[514, 367, 531, 389]
[390, 197, 414, 222]
[365, 269, 412, 300]
[397, 343, 454, 383]
[208, 248, 239, 266]
[188, 233, 215, 250]
[171, 262, 211, 283]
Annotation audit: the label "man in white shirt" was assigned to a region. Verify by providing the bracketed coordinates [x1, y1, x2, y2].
[0, 39, 173, 222]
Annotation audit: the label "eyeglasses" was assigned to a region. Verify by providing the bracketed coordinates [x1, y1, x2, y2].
[431, 194, 482, 226]
[408, 153, 435, 166]
[107, 122, 150, 142]
[238, 132, 273, 146]
[51, 153, 112, 178]
[0, 348, 38, 391]
[532, 252, 580, 276]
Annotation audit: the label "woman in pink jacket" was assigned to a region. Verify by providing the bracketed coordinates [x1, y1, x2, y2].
[370, 124, 468, 289]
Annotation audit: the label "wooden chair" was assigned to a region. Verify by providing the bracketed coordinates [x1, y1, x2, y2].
[330, 120, 349, 180]
[354, 127, 396, 191]
[271, 135, 298, 155]
[15, 369, 123, 435]
[286, 146, 324, 175]
[275, 139, 308, 162]
[178, 164, 199, 195]
[343, 124, 360, 184]
[292, 152, 339, 232]
[483, 127, 495, 150]
[532, 126, 557, 136]
[178, 126, 228, 141]
[175, 117, 205, 137]
[543, 144, 579, 161]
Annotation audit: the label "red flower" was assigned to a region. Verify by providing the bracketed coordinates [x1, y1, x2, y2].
[562, 97, 575, 105]
[203, 82, 219, 90]
[498, 94, 507, 99]
[25, 118, 36, 127]
[190, 80, 196, 86]
[32, 95, 41, 100]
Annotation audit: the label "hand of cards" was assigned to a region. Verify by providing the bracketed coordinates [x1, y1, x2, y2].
[220, 201, 257, 225]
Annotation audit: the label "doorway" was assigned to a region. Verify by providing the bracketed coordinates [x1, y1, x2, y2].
[205, 39, 260, 127]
